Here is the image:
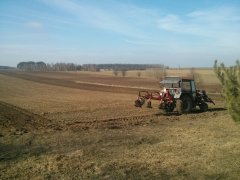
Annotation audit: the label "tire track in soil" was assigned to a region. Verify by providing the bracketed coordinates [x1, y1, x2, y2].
[1, 99, 223, 132]
[0, 101, 162, 132]
[69, 109, 226, 130]
[65, 114, 163, 130]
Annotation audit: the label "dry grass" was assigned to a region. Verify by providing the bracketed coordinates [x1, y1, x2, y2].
[0, 71, 240, 179]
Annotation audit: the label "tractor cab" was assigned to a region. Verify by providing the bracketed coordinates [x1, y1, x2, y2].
[160, 76, 196, 91]
[160, 76, 196, 100]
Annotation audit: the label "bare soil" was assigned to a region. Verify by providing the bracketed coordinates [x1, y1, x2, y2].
[0, 70, 239, 179]
[0, 70, 221, 93]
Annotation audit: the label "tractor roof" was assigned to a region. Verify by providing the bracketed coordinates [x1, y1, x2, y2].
[160, 76, 193, 84]
[160, 79, 179, 84]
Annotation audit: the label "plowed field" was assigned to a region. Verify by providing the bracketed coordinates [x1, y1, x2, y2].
[0, 70, 239, 179]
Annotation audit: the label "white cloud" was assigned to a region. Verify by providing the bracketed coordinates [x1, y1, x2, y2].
[188, 7, 240, 22]
[158, 14, 182, 30]
[41, 0, 150, 39]
[26, 21, 44, 30]
[158, 6, 240, 40]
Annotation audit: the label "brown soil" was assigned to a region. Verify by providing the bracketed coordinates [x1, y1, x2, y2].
[0, 70, 239, 179]
[0, 70, 221, 94]
[0, 71, 160, 94]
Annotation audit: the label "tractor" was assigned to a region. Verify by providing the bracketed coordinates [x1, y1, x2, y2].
[135, 76, 215, 114]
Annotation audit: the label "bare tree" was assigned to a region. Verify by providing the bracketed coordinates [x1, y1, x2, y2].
[137, 71, 142, 78]
[121, 69, 127, 77]
[113, 69, 118, 76]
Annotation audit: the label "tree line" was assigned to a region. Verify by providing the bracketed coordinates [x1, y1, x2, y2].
[82, 64, 168, 71]
[17, 61, 168, 72]
[0, 66, 16, 70]
[17, 61, 82, 71]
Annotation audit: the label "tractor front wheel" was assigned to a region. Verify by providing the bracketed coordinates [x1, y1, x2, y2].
[199, 102, 208, 112]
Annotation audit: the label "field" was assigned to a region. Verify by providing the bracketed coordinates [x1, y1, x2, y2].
[0, 69, 240, 179]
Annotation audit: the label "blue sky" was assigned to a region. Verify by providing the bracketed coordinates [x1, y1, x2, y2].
[1, 0, 240, 67]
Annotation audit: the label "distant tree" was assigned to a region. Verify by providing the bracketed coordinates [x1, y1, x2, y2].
[46, 63, 52, 71]
[121, 69, 127, 77]
[17, 62, 24, 70]
[113, 69, 118, 76]
[214, 60, 240, 122]
[76, 65, 82, 71]
[17, 61, 38, 71]
[36, 61, 47, 71]
[27, 61, 35, 71]
[137, 71, 142, 78]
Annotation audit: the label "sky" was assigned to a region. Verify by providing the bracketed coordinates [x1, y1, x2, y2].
[1, 0, 240, 67]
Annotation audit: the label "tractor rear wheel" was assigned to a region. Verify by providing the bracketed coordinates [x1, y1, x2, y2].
[181, 96, 193, 113]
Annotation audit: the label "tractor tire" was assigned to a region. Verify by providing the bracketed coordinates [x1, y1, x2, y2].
[176, 100, 183, 115]
[164, 103, 175, 113]
[159, 103, 164, 109]
[134, 98, 145, 107]
[200, 102, 208, 112]
[134, 100, 141, 107]
[181, 96, 193, 113]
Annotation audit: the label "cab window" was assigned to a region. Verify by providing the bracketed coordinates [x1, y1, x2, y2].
[181, 81, 191, 91]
